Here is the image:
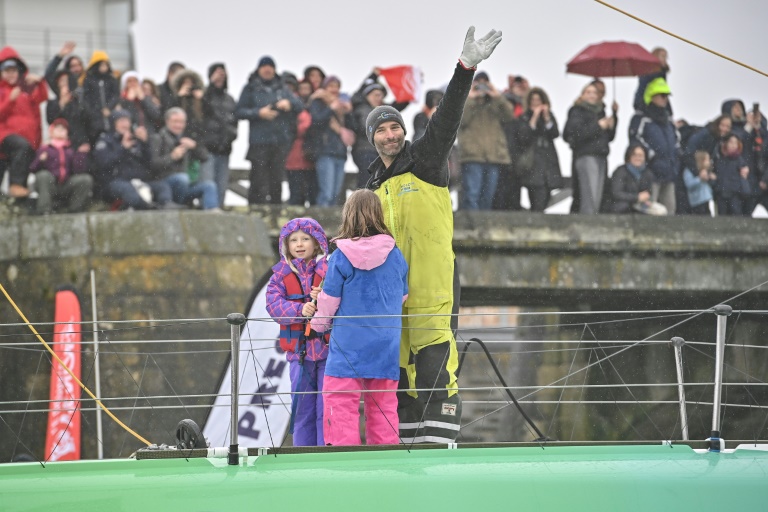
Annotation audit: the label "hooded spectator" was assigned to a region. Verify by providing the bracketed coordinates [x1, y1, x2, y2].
[202, 62, 238, 207]
[92, 110, 175, 210]
[116, 71, 163, 137]
[82, 50, 120, 143]
[235, 55, 304, 204]
[0, 46, 48, 198]
[712, 133, 751, 216]
[303, 65, 326, 92]
[28, 118, 93, 214]
[171, 69, 205, 142]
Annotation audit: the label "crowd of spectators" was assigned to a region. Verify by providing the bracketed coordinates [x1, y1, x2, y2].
[0, 42, 766, 217]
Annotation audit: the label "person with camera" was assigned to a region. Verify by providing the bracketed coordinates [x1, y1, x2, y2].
[92, 110, 175, 210]
[150, 107, 218, 211]
[458, 71, 514, 210]
[364, 26, 502, 443]
[171, 69, 206, 143]
[235, 56, 304, 205]
[518, 87, 564, 212]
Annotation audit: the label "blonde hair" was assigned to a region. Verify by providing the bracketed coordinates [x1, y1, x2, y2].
[694, 150, 711, 171]
[335, 189, 392, 241]
[282, 230, 322, 274]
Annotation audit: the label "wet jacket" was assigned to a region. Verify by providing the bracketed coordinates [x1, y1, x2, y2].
[150, 127, 210, 180]
[311, 234, 408, 380]
[307, 98, 351, 159]
[92, 130, 153, 185]
[607, 164, 654, 213]
[713, 146, 750, 198]
[518, 110, 564, 189]
[458, 94, 515, 164]
[635, 104, 680, 184]
[29, 143, 88, 183]
[0, 46, 48, 149]
[267, 218, 329, 363]
[366, 63, 473, 307]
[171, 70, 206, 142]
[202, 83, 237, 155]
[235, 73, 303, 146]
[82, 52, 120, 141]
[46, 96, 89, 148]
[563, 101, 616, 158]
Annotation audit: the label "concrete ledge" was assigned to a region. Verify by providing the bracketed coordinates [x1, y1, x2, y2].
[20, 214, 90, 259]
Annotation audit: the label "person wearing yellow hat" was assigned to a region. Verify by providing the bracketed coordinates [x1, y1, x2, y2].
[633, 77, 680, 214]
[82, 50, 119, 143]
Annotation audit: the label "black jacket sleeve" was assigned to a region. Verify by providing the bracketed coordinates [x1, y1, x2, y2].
[409, 63, 474, 187]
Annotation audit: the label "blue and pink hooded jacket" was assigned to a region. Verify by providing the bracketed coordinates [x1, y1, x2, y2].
[311, 234, 408, 381]
[266, 218, 329, 362]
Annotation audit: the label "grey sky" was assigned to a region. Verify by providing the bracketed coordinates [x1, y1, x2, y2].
[133, 0, 767, 184]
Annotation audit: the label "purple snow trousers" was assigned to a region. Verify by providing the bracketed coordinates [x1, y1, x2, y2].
[289, 358, 326, 446]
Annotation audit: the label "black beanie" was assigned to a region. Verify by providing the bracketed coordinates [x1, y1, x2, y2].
[366, 106, 406, 146]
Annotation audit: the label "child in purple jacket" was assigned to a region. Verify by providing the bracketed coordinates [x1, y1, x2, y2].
[29, 118, 93, 214]
[265, 217, 328, 446]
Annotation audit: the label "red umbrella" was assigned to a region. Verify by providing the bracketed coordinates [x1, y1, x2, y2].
[567, 41, 661, 77]
[566, 41, 661, 99]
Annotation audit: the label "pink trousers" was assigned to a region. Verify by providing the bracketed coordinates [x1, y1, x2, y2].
[323, 375, 400, 446]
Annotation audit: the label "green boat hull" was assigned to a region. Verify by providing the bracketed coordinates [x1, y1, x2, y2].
[2, 445, 768, 511]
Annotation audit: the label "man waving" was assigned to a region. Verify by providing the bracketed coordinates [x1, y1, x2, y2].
[365, 27, 502, 443]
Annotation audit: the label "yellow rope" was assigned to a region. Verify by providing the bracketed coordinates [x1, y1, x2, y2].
[0, 283, 152, 447]
[595, 0, 768, 78]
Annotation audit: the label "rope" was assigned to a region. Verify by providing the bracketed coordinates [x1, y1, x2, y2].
[0, 282, 152, 447]
[595, 0, 768, 78]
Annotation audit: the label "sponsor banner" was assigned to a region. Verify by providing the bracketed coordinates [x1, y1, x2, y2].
[203, 275, 292, 447]
[44, 288, 82, 461]
[379, 65, 422, 104]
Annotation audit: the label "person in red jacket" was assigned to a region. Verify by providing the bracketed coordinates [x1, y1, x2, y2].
[0, 46, 47, 198]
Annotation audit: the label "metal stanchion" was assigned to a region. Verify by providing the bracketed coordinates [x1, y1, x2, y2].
[708, 305, 732, 452]
[670, 337, 688, 441]
[227, 313, 246, 465]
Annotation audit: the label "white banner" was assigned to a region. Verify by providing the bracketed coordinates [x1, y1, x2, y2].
[203, 277, 292, 447]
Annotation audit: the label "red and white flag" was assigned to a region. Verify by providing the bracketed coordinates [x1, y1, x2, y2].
[379, 65, 422, 104]
[44, 288, 82, 461]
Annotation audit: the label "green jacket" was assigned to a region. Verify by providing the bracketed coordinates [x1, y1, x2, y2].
[458, 94, 515, 164]
[367, 63, 474, 307]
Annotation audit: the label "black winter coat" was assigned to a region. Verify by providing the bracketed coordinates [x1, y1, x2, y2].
[563, 102, 615, 158]
[519, 110, 563, 189]
[607, 164, 654, 213]
[202, 85, 238, 155]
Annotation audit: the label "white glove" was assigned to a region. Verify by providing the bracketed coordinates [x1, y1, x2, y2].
[459, 26, 503, 69]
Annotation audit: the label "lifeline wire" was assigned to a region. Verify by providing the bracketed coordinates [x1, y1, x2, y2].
[0, 282, 152, 447]
[595, 0, 768, 78]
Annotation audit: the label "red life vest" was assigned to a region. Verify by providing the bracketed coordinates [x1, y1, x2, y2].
[278, 271, 329, 353]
